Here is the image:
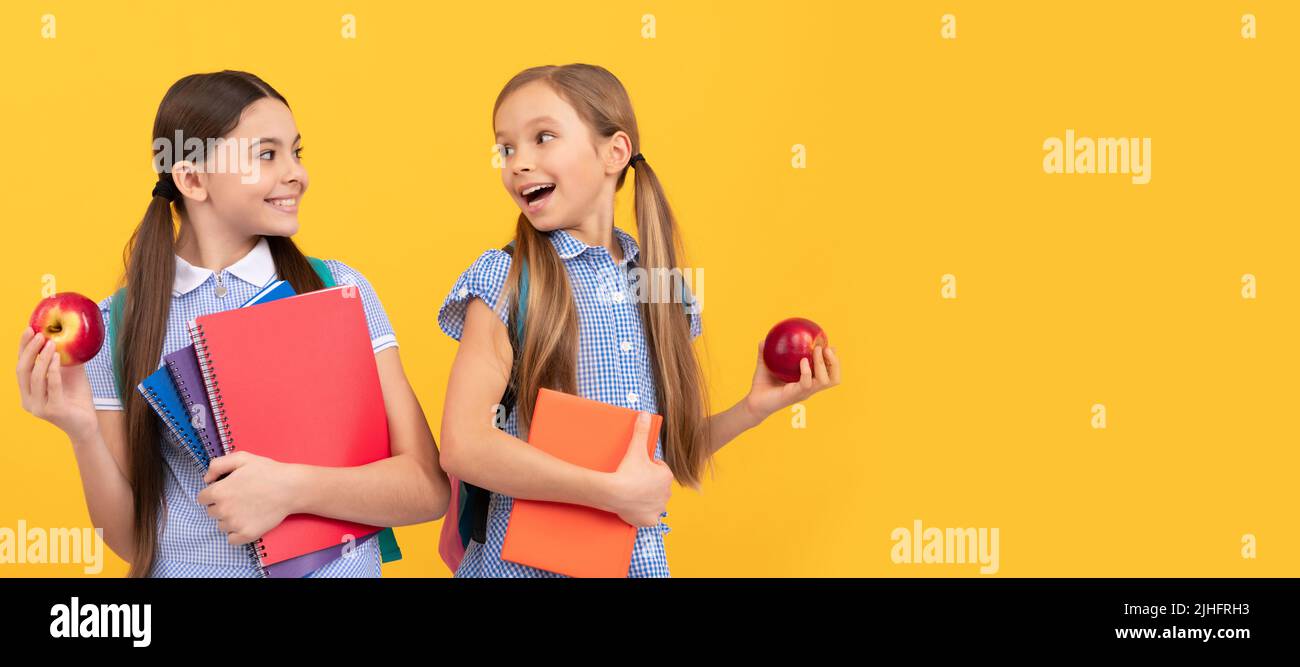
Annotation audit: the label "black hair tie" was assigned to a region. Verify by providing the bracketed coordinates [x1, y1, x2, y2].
[628, 153, 645, 169]
[152, 176, 180, 201]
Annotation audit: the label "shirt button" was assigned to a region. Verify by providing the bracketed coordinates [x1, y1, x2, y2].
[627, 391, 639, 405]
[620, 341, 633, 353]
[612, 290, 625, 303]
[458, 287, 469, 298]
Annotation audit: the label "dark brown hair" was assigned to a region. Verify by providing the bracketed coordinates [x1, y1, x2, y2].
[119, 71, 323, 577]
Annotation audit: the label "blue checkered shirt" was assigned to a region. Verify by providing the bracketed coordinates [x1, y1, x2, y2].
[438, 226, 702, 578]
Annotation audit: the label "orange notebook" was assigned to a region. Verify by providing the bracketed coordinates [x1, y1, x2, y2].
[501, 388, 663, 578]
[188, 286, 388, 569]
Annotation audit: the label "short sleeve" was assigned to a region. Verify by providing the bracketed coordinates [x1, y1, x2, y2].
[323, 260, 398, 354]
[437, 249, 513, 342]
[84, 296, 122, 411]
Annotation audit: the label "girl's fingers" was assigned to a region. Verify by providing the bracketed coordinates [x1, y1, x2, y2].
[30, 340, 54, 406]
[19, 327, 33, 354]
[798, 357, 813, 390]
[812, 346, 829, 385]
[824, 346, 841, 384]
[46, 352, 63, 403]
[16, 330, 46, 396]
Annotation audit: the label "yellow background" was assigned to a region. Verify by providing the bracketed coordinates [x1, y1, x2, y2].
[1, 1, 1295, 577]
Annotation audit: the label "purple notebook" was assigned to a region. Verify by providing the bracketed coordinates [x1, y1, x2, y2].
[264, 532, 378, 578]
[163, 347, 222, 459]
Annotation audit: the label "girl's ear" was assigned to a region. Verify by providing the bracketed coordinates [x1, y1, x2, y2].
[171, 162, 209, 203]
[601, 131, 634, 175]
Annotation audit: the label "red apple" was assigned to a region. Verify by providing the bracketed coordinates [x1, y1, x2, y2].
[762, 317, 828, 383]
[28, 292, 104, 366]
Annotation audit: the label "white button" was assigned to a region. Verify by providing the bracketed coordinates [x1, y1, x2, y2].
[458, 287, 469, 298]
[620, 341, 633, 353]
[627, 391, 639, 405]
[612, 290, 625, 303]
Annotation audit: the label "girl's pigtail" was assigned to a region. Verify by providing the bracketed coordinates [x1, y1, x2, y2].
[120, 180, 179, 577]
[631, 159, 712, 489]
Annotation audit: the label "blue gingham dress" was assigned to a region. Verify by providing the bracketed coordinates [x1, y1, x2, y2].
[86, 238, 397, 577]
[438, 226, 702, 578]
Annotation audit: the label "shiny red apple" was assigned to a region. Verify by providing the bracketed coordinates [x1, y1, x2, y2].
[762, 317, 828, 383]
[28, 292, 104, 366]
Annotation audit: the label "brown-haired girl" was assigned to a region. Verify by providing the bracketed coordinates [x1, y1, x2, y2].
[15, 71, 449, 577]
[438, 64, 841, 577]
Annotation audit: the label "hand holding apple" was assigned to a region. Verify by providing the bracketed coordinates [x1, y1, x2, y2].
[743, 318, 841, 425]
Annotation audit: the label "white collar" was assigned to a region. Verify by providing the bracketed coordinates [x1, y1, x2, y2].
[173, 237, 276, 297]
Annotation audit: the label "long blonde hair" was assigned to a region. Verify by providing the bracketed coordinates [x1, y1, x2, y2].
[494, 64, 712, 488]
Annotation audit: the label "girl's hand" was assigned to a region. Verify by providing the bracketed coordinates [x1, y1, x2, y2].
[604, 412, 673, 527]
[199, 451, 302, 545]
[742, 341, 841, 426]
[16, 328, 99, 443]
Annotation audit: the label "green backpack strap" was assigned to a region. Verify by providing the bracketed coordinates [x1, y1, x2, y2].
[108, 287, 127, 401]
[307, 257, 334, 288]
[307, 256, 404, 565]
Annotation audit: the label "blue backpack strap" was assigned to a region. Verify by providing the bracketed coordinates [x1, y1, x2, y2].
[308, 256, 403, 565]
[506, 242, 528, 342]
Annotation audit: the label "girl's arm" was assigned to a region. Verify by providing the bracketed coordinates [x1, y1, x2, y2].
[199, 346, 452, 545]
[16, 329, 137, 561]
[706, 341, 842, 455]
[439, 298, 671, 528]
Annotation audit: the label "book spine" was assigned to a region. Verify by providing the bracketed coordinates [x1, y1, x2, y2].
[188, 319, 269, 577]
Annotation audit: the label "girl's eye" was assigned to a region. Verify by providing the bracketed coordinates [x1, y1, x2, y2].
[294, 147, 304, 159]
[538, 132, 555, 144]
[259, 149, 275, 160]
[499, 145, 515, 158]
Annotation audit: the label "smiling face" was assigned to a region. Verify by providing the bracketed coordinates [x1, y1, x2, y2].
[494, 80, 610, 231]
[198, 97, 307, 237]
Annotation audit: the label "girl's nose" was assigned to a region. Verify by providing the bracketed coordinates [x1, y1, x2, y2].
[285, 160, 306, 186]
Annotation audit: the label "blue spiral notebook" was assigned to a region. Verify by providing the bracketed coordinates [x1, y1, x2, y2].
[137, 367, 209, 468]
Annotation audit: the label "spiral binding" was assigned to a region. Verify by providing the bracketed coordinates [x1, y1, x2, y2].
[188, 320, 235, 456]
[138, 384, 205, 469]
[189, 319, 269, 577]
[166, 357, 216, 458]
